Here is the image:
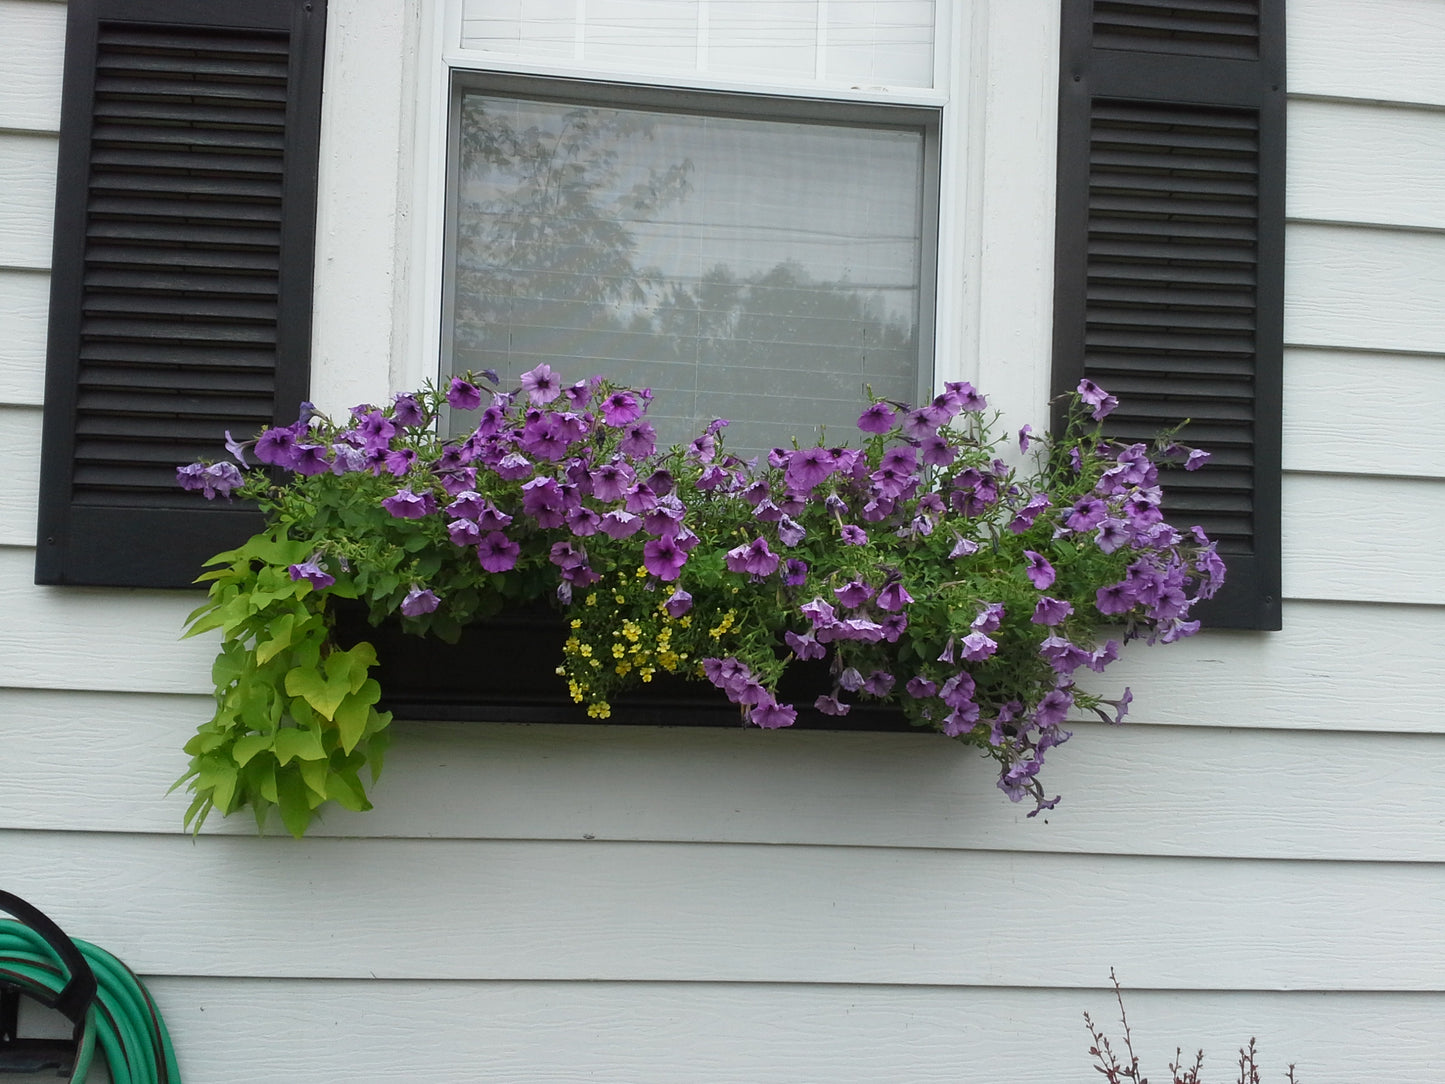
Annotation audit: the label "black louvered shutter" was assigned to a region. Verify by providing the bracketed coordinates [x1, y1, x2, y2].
[1052, 0, 1283, 630]
[35, 0, 325, 588]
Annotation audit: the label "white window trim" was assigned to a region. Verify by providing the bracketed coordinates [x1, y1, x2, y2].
[309, 0, 1060, 442]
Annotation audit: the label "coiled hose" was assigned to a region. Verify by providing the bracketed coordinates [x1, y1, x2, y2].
[0, 891, 180, 1083]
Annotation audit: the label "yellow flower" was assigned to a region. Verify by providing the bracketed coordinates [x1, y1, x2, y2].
[585, 593, 598, 607]
[570, 618, 582, 629]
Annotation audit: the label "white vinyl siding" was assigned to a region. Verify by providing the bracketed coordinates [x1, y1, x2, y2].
[2, 1, 1444, 1083]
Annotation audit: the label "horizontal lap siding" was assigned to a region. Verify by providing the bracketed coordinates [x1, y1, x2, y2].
[5, 689, 1445, 862]
[4, 831, 1444, 989]
[0, 269, 48, 403]
[22, 978, 1442, 1084]
[0, 131, 57, 270]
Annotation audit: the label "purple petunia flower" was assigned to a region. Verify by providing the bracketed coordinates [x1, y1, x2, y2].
[400, 585, 440, 616]
[447, 377, 483, 411]
[1066, 497, 1108, 532]
[942, 702, 981, 738]
[521, 477, 567, 528]
[800, 597, 837, 627]
[476, 531, 520, 573]
[1095, 580, 1139, 615]
[972, 602, 1005, 633]
[920, 434, 956, 467]
[566, 506, 601, 537]
[494, 452, 533, 481]
[905, 675, 937, 699]
[945, 380, 987, 412]
[288, 559, 334, 591]
[960, 631, 998, 661]
[863, 671, 895, 697]
[600, 390, 643, 427]
[1032, 596, 1074, 625]
[834, 580, 874, 608]
[725, 537, 780, 578]
[1034, 688, 1074, 728]
[643, 537, 688, 581]
[1039, 635, 1091, 675]
[784, 447, 835, 493]
[599, 510, 642, 539]
[1185, 448, 1211, 471]
[1077, 378, 1118, 420]
[518, 365, 560, 406]
[949, 534, 980, 558]
[224, 430, 251, 466]
[839, 524, 868, 546]
[665, 589, 693, 617]
[382, 487, 436, 519]
[782, 558, 809, 586]
[876, 581, 913, 612]
[590, 460, 636, 502]
[784, 628, 826, 661]
[1023, 550, 1056, 589]
[292, 444, 330, 476]
[857, 402, 895, 434]
[814, 694, 851, 716]
[447, 518, 481, 547]
[750, 697, 797, 729]
[619, 422, 656, 458]
[330, 444, 368, 475]
[1103, 688, 1133, 724]
[392, 394, 425, 427]
[1009, 493, 1052, 534]
[254, 426, 301, 469]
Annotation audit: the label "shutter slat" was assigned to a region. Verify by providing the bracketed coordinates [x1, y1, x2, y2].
[92, 120, 287, 153]
[80, 317, 279, 345]
[1092, 0, 1261, 59]
[89, 146, 285, 176]
[84, 268, 279, 297]
[85, 243, 282, 273]
[87, 196, 282, 225]
[93, 75, 289, 104]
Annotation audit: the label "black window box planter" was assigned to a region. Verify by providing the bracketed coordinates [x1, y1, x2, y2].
[331, 602, 923, 732]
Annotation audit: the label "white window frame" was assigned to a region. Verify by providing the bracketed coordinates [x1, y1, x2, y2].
[308, 0, 1061, 442]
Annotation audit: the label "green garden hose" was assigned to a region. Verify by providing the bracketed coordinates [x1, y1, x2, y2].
[0, 891, 180, 1083]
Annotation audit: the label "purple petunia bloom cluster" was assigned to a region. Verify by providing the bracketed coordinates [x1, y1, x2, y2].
[181, 367, 1222, 816]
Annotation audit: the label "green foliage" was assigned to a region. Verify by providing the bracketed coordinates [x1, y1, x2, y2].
[175, 528, 391, 838]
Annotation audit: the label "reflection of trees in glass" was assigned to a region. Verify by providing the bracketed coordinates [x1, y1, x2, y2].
[455, 98, 694, 342]
[652, 261, 914, 372]
[453, 96, 918, 433]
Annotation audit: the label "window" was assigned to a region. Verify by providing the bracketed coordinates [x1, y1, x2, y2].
[443, 76, 939, 453]
[31, 0, 1073, 590]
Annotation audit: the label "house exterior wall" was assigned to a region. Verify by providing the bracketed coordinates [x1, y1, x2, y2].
[2, 1, 1443, 1081]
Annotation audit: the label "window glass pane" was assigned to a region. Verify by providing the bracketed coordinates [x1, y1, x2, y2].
[448, 90, 926, 454]
[459, 0, 937, 91]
